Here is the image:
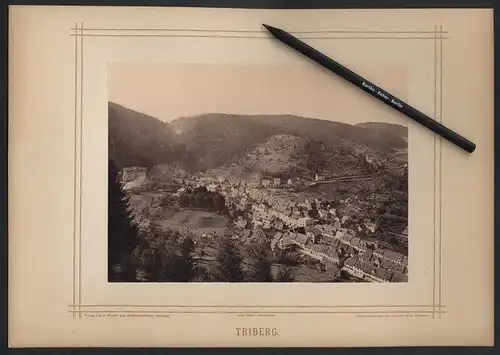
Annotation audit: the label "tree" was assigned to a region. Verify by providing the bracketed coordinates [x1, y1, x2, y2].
[194, 192, 205, 208]
[134, 225, 197, 282]
[195, 185, 208, 194]
[205, 195, 215, 212]
[154, 232, 196, 282]
[389, 237, 399, 245]
[159, 251, 183, 281]
[214, 195, 226, 212]
[178, 194, 190, 207]
[302, 139, 328, 174]
[108, 158, 140, 281]
[275, 265, 295, 282]
[178, 236, 197, 281]
[275, 248, 299, 266]
[247, 239, 274, 282]
[250, 257, 274, 282]
[333, 269, 351, 282]
[308, 207, 320, 219]
[212, 234, 244, 282]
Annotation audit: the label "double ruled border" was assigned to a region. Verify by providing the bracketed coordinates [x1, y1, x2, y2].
[68, 24, 446, 318]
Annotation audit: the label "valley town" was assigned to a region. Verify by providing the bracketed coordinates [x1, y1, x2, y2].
[115, 160, 408, 283]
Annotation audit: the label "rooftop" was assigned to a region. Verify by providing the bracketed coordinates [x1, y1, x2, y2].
[345, 257, 357, 267]
[373, 267, 392, 281]
[295, 233, 309, 245]
[360, 251, 373, 262]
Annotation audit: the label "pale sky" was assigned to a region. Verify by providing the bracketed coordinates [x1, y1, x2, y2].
[109, 63, 408, 125]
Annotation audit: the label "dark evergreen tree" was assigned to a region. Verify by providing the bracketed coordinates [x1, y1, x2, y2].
[250, 257, 274, 282]
[108, 158, 140, 281]
[178, 194, 190, 207]
[275, 265, 295, 282]
[247, 239, 274, 282]
[177, 236, 196, 281]
[213, 195, 226, 212]
[149, 229, 200, 282]
[212, 234, 244, 282]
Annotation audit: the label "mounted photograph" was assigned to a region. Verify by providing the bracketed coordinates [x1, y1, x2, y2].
[107, 63, 409, 283]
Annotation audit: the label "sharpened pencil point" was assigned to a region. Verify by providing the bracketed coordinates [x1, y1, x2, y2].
[262, 24, 280, 36]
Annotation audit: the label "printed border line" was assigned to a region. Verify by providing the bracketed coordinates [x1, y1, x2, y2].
[433, 25, 437, 319]
[72, 22, 78, 319]
[438, 24, 444, 320]
[68, 304, 445, 308]
[79, 22, 85, 319]
[68, 310, 447, 318]
[79, 22, 84, 320]
[73, 22, 84, 320]
[67, 310, 447, 315]
[71, 25, 443, 316]
[70, 33, 450, 40]
[69, 34, 449, 40]
[432, 25, 445, 320]
[70, 27, 449, 34]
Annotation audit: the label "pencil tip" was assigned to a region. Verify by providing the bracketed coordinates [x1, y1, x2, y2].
[262, 24, 278, 34]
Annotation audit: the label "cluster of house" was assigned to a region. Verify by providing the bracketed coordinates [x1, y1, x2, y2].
[318, 226, 408, 267]
[219, 182, 408, 283]
[344, 251, 408, 283]
[125, 164, 408, 283]
[224, 185, 408, 283]
[245, 189, 316, 229]
[253, 203, 314, 229]
[242, 187, 381, 235]
[363, 154, 388, 169]
[270, 226, 408, 283]
[197, 171, 317, 190]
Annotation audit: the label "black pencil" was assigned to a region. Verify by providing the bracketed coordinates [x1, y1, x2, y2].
[262, 24, 476, 154]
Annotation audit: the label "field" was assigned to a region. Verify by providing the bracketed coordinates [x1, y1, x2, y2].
[154, 208, 230, 237]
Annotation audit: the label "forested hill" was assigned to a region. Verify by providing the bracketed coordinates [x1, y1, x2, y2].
[109, 103, 407, 173]
[108, 102, 183, 169]
[171, 113, 407, 171]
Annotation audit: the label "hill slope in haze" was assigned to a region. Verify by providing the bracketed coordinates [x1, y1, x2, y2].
[250, 115, 406, 151]
[171, 113, 407, 172]
[109, 102, 183, 168]
[171, 113, 284, 171]
[108, 103, 407, 174]
[356, 122, 408, 140]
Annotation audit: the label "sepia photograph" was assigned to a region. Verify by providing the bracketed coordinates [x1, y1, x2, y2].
[8, 5, 495, 347]
[107, 63, 409, 283]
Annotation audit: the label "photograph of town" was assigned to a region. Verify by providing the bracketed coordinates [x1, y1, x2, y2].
[108, 63, 409, 283]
